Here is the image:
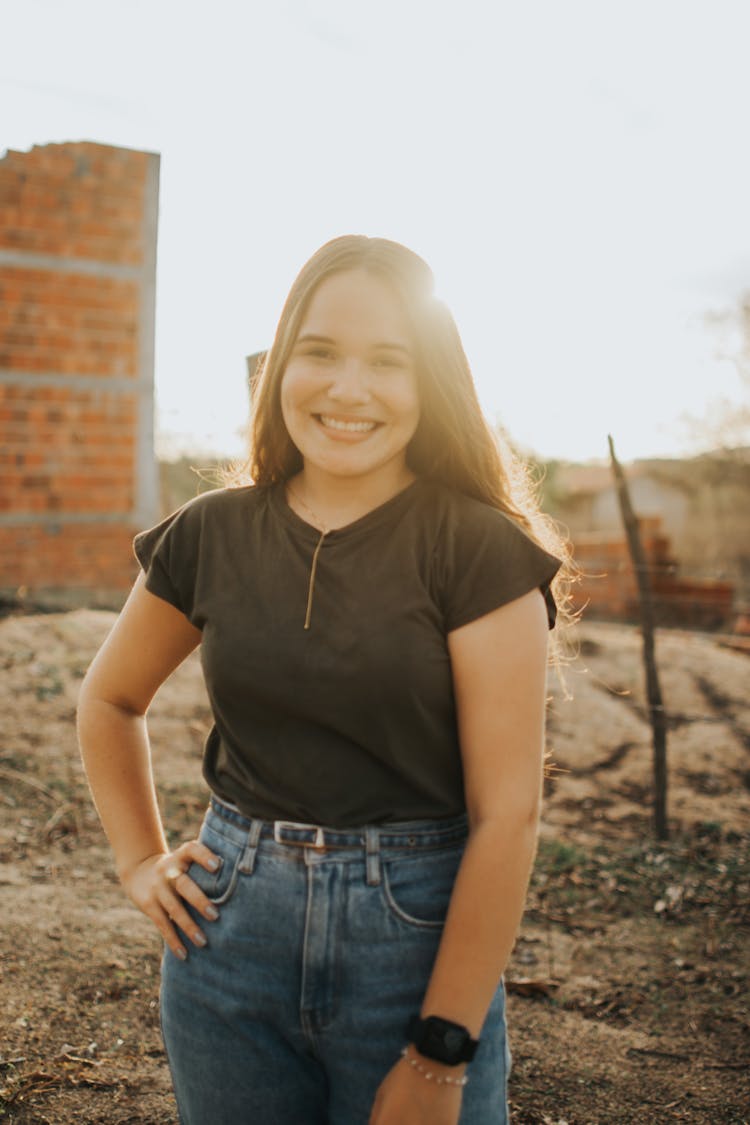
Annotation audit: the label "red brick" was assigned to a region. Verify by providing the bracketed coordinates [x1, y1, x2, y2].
[0, 522, 139, 589]
[0, 141, 156, 594]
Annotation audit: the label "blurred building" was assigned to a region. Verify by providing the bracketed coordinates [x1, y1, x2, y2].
[550, 457, 749, 629]
[0, 141, 159, 608]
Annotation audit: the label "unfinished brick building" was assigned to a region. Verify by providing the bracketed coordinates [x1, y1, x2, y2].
[570, 518, 735, 630]
[0, 141, 159, 608]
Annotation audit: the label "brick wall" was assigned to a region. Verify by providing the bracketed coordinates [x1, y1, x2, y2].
[572, 518, 735, 630]
[0, 141, 159, 606]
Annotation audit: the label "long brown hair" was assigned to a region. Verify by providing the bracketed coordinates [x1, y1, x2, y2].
[225, 235, 576, 630]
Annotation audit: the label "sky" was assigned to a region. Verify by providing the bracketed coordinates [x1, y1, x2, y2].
[3, 0, 750, 463]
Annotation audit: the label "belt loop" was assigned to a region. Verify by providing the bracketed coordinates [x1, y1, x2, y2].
[365, 826, 381, 886]
[239, 818, 263, 874]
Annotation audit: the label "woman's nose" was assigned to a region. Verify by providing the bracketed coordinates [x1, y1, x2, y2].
[327, 359, 370, 403]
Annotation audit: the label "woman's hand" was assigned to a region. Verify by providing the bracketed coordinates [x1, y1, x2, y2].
[120, 840, 222, 961]
[368, 1053, 464, 1125]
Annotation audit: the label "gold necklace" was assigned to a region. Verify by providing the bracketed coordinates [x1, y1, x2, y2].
[285, 482, 330, 534]
[285, 482, 329, 630]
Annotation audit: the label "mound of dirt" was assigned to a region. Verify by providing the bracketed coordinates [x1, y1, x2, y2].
[0, 613, 748, 1123]
[546, 622, 750, 837]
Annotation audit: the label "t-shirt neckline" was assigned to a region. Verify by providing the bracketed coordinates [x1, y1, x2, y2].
[269, 477, 423, 543]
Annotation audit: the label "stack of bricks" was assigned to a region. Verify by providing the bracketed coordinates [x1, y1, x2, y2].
[571, 517, 735, 629]
[0, 141, 159, 606]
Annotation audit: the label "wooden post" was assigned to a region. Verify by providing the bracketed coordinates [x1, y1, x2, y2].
[608, 435, 669, 840]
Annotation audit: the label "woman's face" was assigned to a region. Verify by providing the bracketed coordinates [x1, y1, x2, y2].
[280, 269, 420, 486]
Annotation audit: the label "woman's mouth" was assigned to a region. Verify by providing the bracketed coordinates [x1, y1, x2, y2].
[316, 414, 379, 434]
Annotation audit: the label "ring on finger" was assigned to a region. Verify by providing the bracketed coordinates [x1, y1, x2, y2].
[165, 862, 183, 887]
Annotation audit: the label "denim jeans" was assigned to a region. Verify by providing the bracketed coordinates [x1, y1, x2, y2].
[160, 796, 510, 1124]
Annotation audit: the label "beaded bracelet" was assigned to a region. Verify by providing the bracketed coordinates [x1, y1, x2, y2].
[400, 1047, 469, 1087]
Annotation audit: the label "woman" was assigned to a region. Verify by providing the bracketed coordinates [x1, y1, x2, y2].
[78, 235, 568, 1124]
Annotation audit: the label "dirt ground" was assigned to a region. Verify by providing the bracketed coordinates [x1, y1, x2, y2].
[0, 612, 748, 1124]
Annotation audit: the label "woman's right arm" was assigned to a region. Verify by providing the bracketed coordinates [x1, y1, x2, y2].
[77, 573, 221, 959]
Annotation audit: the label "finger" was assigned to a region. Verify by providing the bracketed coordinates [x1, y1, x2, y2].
[169, 842, 223, 921]
[170, 867, 221, 924]
[175, 839, 222, 873]
[160, 883, 209, 949]
[178, 841, 222, 873]
[146, 901, 188, 961]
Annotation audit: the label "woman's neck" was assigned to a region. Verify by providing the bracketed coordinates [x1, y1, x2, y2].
[287, 464, 416, 531]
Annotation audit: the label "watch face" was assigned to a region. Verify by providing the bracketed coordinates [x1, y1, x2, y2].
[406, 1014, 476, 1064]
[424, 1019, 467, 1061]
[442, 1027, 468, 1053]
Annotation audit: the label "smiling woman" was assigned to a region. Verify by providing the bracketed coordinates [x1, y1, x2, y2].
[279, 269, 421, 521]
[78, 234, 573, 1125]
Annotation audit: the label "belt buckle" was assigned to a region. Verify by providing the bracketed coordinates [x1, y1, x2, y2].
[273, 820, 326, 849]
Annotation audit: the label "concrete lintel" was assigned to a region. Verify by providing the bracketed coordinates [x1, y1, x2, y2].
[0, 370, 137, 394]
[0, 585, 128, 612]
[0, 247, 142, 281]
[0, 511, 134, 527]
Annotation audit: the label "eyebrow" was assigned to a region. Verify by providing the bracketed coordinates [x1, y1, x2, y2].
[295, 333, 412, 354]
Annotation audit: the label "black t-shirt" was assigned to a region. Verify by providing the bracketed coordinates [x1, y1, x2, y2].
[133, 478, 561, 827]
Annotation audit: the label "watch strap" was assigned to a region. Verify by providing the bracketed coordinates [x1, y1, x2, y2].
[406, 1014, 479, 1065]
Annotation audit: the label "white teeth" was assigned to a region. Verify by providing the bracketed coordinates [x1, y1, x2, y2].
[319, 415, 377, 433]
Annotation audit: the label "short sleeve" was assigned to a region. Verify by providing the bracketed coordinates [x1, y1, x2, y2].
[436, 502, 562, 632]
[133, 505, 198, 620]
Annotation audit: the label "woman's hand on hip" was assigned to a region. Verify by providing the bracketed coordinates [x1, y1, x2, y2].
[119, 841, 222, 961]
[368, 1055, 463, 1125]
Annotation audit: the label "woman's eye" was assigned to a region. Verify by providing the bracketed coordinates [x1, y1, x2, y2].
[372, 357, 400, 369]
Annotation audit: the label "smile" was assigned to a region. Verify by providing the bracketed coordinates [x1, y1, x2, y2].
[317, 414, 379, 434]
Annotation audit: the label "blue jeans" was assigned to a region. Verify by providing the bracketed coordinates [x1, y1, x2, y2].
[161, 797, 510, 1124]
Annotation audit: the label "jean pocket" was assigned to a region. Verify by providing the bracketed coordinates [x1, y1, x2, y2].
[185, 839, 242, 906]
[381, 846, 463, 930]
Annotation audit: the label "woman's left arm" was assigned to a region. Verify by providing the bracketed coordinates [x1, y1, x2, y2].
[369, 588, 549, 1124]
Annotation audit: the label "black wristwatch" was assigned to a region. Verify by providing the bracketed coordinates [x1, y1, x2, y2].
[406, 1015, 479, 1065]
